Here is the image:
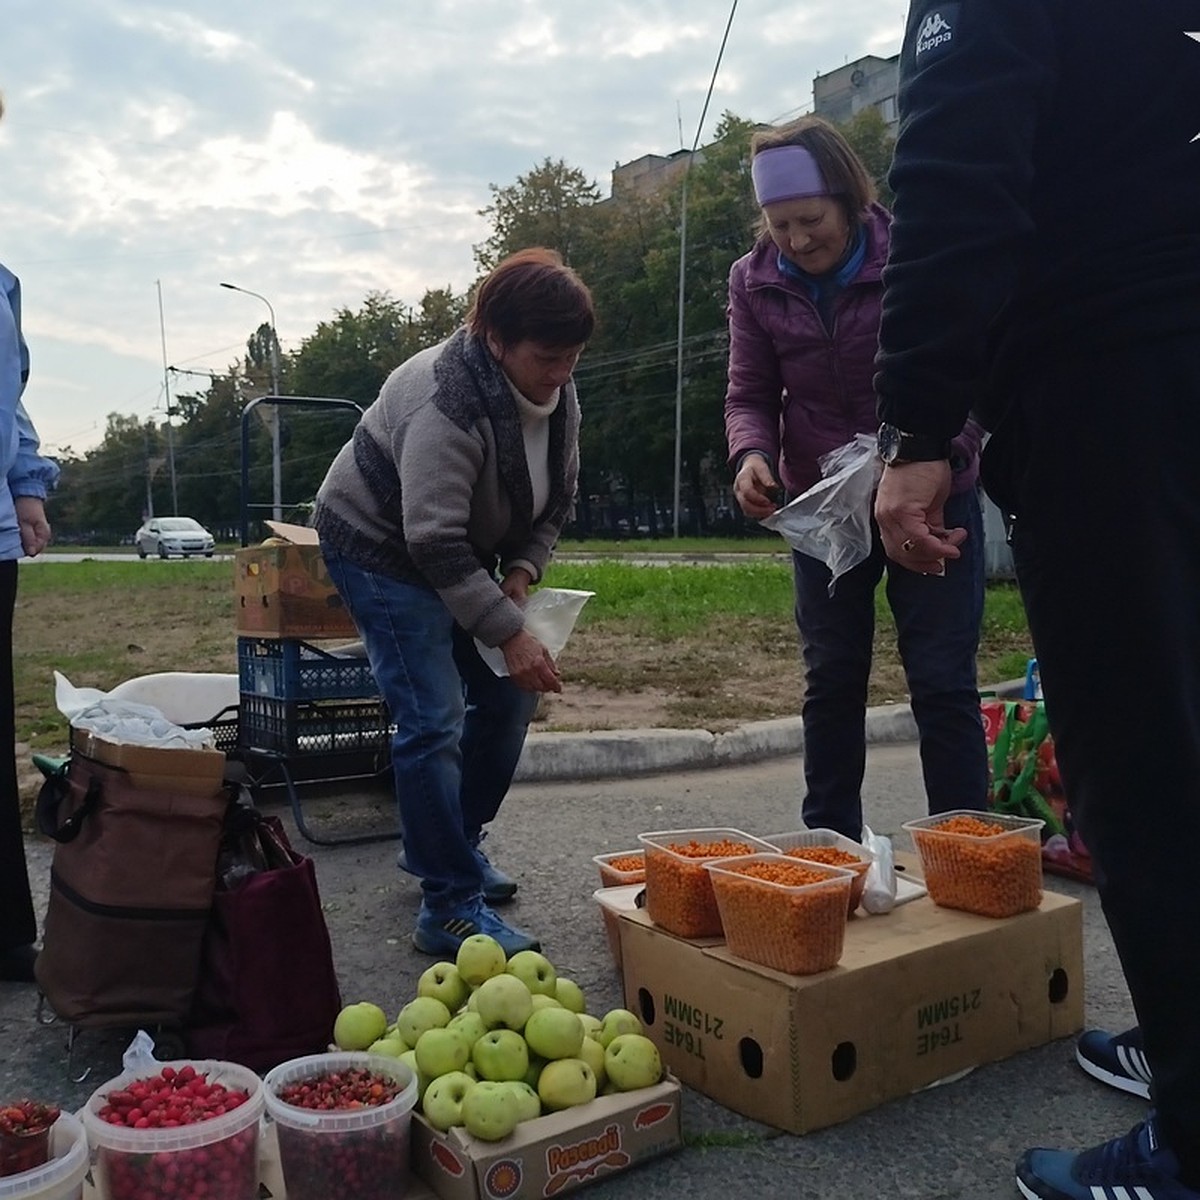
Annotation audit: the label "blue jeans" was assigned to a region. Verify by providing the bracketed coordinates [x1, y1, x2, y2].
[792, 487, 989, 841]
[322, 548, 539, 910]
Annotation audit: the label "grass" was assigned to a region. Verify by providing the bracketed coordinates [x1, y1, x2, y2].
[13, 557, 1035, 755]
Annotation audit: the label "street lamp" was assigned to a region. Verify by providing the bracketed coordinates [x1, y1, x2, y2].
[220, 281, 282, 520]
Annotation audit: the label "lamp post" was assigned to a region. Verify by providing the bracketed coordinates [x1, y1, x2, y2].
[220, 281, 283, 520]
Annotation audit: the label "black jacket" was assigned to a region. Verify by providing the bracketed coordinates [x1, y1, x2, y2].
[876, 0, 1200, 436]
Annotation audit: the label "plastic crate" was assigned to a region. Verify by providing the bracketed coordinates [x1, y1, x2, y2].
[237, 637, 378, 701]
[238, 694, 391, 758]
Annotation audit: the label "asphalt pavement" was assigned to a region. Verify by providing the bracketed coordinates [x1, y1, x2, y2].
[0, 702, 1142, 1200]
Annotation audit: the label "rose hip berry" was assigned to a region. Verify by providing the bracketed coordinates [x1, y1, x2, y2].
[273, 1068, 410, 1200]
[94, 1067, 258, 1200]
[1, 1099, 61, 1178]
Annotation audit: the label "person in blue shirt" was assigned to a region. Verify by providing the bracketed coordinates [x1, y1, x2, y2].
[1, 94, 61, 983]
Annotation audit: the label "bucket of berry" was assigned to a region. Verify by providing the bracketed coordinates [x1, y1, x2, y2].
[0, 1107, 88, 1200]
[262, 1052, 419, 1200]
[80, 1059, 265, 1200]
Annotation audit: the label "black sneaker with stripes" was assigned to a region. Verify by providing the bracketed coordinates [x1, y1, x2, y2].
[1075, 1026, 1152, 1100]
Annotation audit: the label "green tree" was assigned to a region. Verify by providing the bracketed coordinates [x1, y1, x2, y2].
[841, 106, 897, 207]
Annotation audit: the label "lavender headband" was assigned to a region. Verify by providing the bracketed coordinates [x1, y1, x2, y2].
[751, 145, 830, 205]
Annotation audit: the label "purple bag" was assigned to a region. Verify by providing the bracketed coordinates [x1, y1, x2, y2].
[185, 806, 341, 1071]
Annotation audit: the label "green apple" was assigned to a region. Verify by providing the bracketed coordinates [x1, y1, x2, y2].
[473, 973, 533, 1031]
[456, 933, 508, 987]
[415, 1026, 471, 1079]
[463, 1062, 478, 1080]
[461, 1080, 521, 1141]
[524, 1007, 584, 1061]
[471, 1028, 530, 1082]
[400, 1049, 432, 1101]
[447, 1010, 488, 1050]
[597, 1008, 643, 1047]
[604, 1033, 663, 1091]
[396, 996, 452, 1047]
[505, 949, 557, 996]
[523, 1054, 546, 1090]
[577, 1014, 604, 1041]
[502, 1080, 542, 1123]
[422, 1070, 476, 1131]
[367, 1034, 408, 1059]
[554, 978, 587, 1013]
[530, 994, 563, 1014]
[577, 1035, 607, 1089]
[418, 961, 470, 1014]
[537, 1058, 597, 1111]
[333, 1002, 389, 1051]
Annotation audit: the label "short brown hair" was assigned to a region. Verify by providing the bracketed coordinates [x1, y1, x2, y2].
[467, 248, 595, 348]
[750, 115, 876, 228]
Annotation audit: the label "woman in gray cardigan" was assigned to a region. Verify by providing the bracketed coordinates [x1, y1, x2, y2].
[313, 248, 593, 957]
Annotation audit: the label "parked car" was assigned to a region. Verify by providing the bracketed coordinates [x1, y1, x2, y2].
[135, 516, 216, 559]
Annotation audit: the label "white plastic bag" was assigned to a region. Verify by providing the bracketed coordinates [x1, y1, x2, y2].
[760, 433, 881, 594]
[54, 671, 215, 750]
[860, 824, 897, 914]
[475, 587, 595, 677]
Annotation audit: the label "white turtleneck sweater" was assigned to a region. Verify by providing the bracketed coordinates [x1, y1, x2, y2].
[507, 379, 558, 520]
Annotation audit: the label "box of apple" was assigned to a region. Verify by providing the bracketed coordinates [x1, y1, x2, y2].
[331, 934, 664, 1144]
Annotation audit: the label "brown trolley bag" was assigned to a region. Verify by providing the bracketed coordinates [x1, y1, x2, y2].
[33, 752, 228, 1029]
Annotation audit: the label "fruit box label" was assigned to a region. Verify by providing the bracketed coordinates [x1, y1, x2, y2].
[913, 987, 984, 1057]
[661, 993, 725, 1062]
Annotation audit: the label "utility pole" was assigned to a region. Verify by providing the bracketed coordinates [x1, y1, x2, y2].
[155, 280, 179, 515]
[220, 282, 283, 520]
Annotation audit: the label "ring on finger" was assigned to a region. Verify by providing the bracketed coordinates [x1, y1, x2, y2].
[901, 537, 917, 553]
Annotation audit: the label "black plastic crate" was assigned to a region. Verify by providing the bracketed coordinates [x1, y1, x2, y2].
[237, 636, 378, 701]
[237, 693, 391, 758]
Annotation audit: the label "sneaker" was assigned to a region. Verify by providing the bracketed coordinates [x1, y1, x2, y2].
[1016, 1115, 1199, 1200]
[1076, 1026, 1152, 1099]
[412, 896, 539, 957]
[472, 838, 517, 904]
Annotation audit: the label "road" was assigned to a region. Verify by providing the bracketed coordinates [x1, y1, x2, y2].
[1, 745, 1138, 1199]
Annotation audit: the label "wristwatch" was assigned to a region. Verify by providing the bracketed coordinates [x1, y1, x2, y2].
[877, 422, 951, 466]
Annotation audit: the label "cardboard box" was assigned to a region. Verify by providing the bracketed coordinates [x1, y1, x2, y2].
[413, 1078, 682, 1200]
[70, 728, 226, 796]
[617, 879, 1083, 1135]
[235, 521, 358, 639]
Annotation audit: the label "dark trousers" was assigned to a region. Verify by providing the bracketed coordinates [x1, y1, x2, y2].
[793, 488, 989, 841]
[0, 559, 36, 952]
[991, 331, 1200, 1167]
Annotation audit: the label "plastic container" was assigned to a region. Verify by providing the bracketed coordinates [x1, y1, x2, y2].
[638, 828, 776, 939]
[706, 853, 855, 975]
[0, 1113, 88, 1200]
[237, 693, 391, 756]
[592, 850, 646, 888]
[237, 637, 379, 701]
[264, 1052, 419, 1200]
[593, 883, 646, 970]
[762, 829, 875, 914]
[81, 1060, 265, 1200]
[903, 810, 1045, 918]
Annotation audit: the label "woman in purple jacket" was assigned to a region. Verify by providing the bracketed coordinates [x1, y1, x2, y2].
[724, 116, 987, 842]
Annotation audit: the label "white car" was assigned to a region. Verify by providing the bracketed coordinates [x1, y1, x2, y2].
[135, 516, 216, 559]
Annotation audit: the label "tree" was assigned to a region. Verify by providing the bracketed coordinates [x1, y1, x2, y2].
[841, 107, 897, 208]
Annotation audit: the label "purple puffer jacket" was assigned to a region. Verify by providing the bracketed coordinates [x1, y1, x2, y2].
[724, 203, 981, 497]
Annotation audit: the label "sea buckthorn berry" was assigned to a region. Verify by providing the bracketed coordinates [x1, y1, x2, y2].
[914, 817, 1043, 918]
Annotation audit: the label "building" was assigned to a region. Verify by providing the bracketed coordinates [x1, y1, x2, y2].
[812, 54, 900, 132]
[609, 149, 698, 201]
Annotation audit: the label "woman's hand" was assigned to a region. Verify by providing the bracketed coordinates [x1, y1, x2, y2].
[15, 496, 51, 558]
[733, 454, 783, 519]
[500, 627, 563, 693]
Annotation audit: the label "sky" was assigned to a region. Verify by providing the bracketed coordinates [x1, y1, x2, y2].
[2, 0, 903, 458]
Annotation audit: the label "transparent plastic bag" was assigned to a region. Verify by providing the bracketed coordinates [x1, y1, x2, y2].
[475, 587, 595, 677]
[860, 824, 897, 914]
[760, 433, 881, 595]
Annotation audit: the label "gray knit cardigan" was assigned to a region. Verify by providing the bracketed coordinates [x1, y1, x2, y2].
[312, 328, 580, 649]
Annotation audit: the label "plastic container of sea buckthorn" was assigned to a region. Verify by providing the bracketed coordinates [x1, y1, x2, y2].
[903, 810, 1045, 918]
[0, 1113, 88, 1200]
[638, 828, 776, 938]
[761, 828, 875, 914]
[263, 1052, 418, 1200]
[592, 849, 645, 888]
[80, 1060, 264, 1200]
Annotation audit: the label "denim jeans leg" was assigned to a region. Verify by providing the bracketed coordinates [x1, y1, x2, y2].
[321, 549, 482, 909]
[793, 544, 883, 841]
[887, 488, 989, 814]
[452, 627, 540, 844]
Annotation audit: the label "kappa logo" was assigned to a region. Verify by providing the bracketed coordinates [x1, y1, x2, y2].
[915, 8, 955, 60]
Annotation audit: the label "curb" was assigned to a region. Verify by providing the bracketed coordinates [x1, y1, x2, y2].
[514, 677, 1027, 783]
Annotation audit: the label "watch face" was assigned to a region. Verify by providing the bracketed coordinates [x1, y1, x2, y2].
[877, 422, 902, 463]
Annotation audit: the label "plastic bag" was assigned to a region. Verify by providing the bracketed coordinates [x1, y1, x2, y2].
[860, 824, 897, 914]
[760, 433, 881, 595]
[475, 587, 595, 677]
[54, 671, 215, 750]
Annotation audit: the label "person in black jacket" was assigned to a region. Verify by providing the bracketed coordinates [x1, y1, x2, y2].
[873, 3, 1200, 1197]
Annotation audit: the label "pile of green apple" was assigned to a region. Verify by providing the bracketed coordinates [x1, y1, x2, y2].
[329, 935, 662, 1142]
